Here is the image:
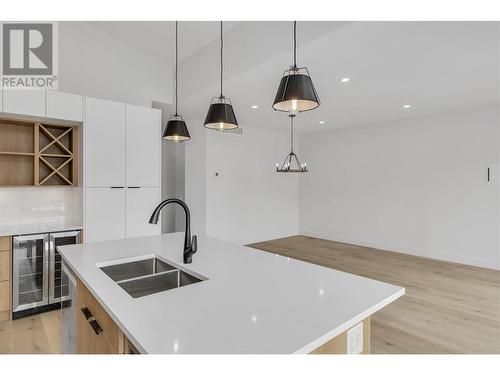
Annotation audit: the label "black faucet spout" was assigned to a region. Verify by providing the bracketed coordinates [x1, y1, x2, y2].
[149, 198, 197, 264]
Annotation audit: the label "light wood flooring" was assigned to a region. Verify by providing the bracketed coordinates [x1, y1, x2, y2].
[0, 309, 61, 354]
[249, 235, 500, 354]
[1, 235, 498, 354]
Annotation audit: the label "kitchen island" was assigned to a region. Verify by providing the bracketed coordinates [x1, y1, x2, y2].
[58, 232, 404, 354]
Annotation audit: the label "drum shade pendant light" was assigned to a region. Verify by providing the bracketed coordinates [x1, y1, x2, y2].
[204, 21, 238, 131]
[276, 114, 308, 173]
[273, 21, 320, 112]
[163, 21, 191, 142]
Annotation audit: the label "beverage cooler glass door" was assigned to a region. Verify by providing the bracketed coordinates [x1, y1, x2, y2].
[49, 231, 81, 304]
[12, 234, 49, 313]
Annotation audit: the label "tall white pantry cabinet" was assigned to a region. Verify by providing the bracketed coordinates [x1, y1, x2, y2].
[84, 98, 162, 243]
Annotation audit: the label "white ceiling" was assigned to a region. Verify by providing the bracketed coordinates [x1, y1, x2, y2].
[88, 21, 239, 64]
[90, 21, 500, 134]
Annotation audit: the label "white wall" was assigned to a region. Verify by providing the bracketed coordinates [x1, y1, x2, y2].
[185, 120, 207, 238]
[0, 187, 82, 228]
[205, 126, 300, 245]
[154, 102, 186, 233]
[59, 22, 172, 107]
[300, 107, 500, 269]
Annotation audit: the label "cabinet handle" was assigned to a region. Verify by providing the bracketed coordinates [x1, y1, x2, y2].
[89, 319, 103, 335]
[110, 186, 124, 189]
[81, 306, 92, 320]
[81, 307, 103, 335]
[127, 186, 141, 189]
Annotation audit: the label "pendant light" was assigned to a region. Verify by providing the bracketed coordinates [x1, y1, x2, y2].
[273, 21, 320, 112]
[163, 21, 191, 142]
[276, 114, 308, 173]
[204, 21, 238, 131]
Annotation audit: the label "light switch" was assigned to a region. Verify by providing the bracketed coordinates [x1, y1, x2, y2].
[347, 321, 363, 354]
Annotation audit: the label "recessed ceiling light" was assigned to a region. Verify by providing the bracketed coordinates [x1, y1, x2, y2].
[251, 105, 258, 109]
[319, 121, 325, 124]
[403, 104, 411, 109]
[340, 77, 350, 83]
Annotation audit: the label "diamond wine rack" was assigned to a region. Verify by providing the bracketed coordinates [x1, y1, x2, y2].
[0, 118, 78, 187]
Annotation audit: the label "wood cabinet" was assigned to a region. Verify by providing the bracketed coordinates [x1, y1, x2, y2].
[0, 236, 11, 322]
[125, 187, 161, 238]
[84, 187, 126, 243]
[46, 91, 83, 122]
[3, 89, 46, 117]
[84, 97, 126, 187]
[77, 279, 125, 354]
[0, 118, 78, 186]
[126, 105, 161, 187]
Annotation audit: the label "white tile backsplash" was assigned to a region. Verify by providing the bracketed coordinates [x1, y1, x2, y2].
[0, 187, 82, 227]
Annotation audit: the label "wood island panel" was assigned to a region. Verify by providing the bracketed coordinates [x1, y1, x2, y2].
[310, 317, 370, 354]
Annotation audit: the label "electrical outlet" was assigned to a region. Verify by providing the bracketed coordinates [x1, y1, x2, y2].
[346, 321, 363, 354]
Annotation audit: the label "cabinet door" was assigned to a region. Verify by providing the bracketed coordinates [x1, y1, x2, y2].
[77, 306, 94, 354]
[3, 89, 46, 117]
[85, 98, 126, 187]
[85, 188, 125, 243]
[126, 187, 161, 238]
[0, 87, 3, 112]
[126, 105, 160, 187]
[46, 91, 83, 121]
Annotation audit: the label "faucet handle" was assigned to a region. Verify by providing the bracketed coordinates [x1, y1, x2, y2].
[191, 235, 197, 254]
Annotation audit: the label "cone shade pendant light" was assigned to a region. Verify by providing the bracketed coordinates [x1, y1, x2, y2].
[204, 21, 238, 131]
[163, 21, 191, 142]
[276, 114, 308, 173]
[273, 21, 320, 112]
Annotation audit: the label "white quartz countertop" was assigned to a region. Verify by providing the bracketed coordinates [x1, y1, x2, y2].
[59, 232, 404, 354]
[0, 222, 83, 237]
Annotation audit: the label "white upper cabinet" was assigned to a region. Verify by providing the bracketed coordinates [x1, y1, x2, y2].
[85, 187, 126, 243]
[3, 89, 46, 117]
[85, 97, 126, 187]
[46, 91, 83, 122]
[126, 105, 161, 187]
[125, 187, 161, 238]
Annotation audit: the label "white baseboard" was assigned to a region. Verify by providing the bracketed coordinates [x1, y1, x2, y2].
[300, 231, 500, 271]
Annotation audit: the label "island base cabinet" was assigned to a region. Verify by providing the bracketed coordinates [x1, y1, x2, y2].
[310, 317, 371, 354]
[77, 279, 126, 354]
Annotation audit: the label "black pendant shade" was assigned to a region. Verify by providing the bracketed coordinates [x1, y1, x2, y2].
[165, 21, 191, 143]
[273, 67, 320, 112]
[204, 21, 239, 132]
[163, 114, 191, 142]
[273, 21, 320, 113]
[204, 96, 238, 131]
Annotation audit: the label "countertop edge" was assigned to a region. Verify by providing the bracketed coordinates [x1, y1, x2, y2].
[0, 224, 83, 237]
[293, 287, 406, 354]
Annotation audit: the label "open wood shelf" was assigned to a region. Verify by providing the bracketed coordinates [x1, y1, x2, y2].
[0, 117, 78, 187]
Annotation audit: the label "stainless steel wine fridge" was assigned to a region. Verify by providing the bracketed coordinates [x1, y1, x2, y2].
[12, 230, 81, 319]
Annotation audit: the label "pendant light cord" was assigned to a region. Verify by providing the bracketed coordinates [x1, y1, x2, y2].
[293, 21, 297, 69]
[220, 21, 223, 97]
[174, 21, 178, 115]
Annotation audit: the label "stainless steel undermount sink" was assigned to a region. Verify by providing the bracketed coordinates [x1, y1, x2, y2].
[98, 256, 206, 298]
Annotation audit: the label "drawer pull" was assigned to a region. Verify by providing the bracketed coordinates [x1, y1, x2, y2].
[81, 307, 103, 335]
[81, 306, 92, 320]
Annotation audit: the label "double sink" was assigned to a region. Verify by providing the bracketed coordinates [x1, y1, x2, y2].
[99, 256, 205, 298]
